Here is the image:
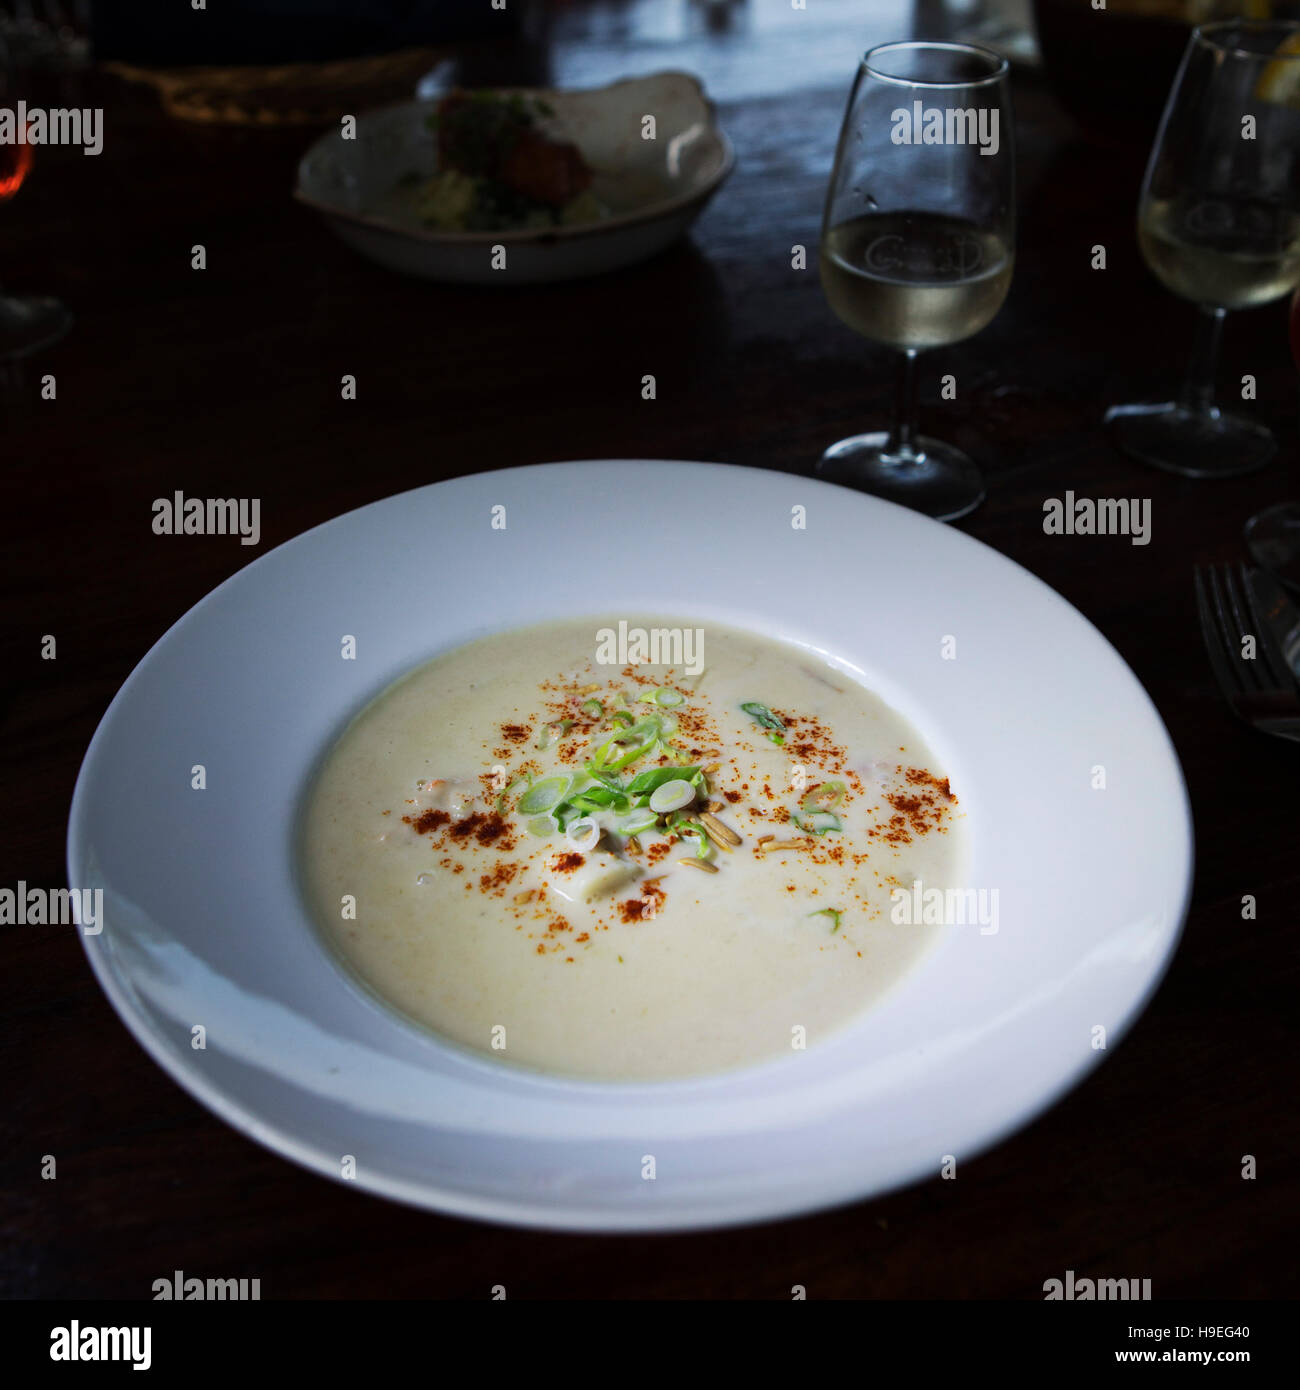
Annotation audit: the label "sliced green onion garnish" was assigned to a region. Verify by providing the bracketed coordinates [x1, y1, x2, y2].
[638, 688, 685, 707]
[741, 701, 786, 733]
[648, 779, 695, 813]
[617, 808, 659, 835]
[601, 739, 659, 771]
[583, 765, 626, 793]
[599, 716, 660, 748]
[669, 816, 714, 859]
[580, 698, 604, 717]
[808, 908, 842, 933]
[591, 716, 667, 771]
[535, 719, 574, 751]
[626, 765, 700, 796]
[495, 774, 530, 814]
[527, 816, 557, 837]
[609, 710, 634, 728]
[791, 809, 842, 836]
[565, 818, 600, 852]
[801, 781, 846, 813]
[518, 776, 572, 815]
[569, 786, 621, 810]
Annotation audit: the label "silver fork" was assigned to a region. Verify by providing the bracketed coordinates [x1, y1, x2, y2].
[1194, 563, 1300, 742]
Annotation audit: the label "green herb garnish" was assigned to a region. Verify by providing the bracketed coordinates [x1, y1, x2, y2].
[495, 774, 531, 815]
[616, 807, 659, 836]
[801, 781, 846, 813]
[626, 766, 701, 796]
[808, 908, 842, 933]
[535, 719, 573, 751]
[648, 779, 696, 814]
[518, 776, 573, 815]
[791, 809, 842, 836]
[667, 813, 714, 860]
[638, 688, 685, 707]
[741, 701, 786, 744]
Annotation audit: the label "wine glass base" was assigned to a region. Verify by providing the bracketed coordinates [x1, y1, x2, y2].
[1105, 401, 1274, 478]
[1244, 502, 1300, 593]
[0, 295, 73, 361]
[815, 432, 985, 522]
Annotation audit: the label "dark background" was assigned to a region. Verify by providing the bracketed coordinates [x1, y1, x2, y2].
[2, 0, 1297, 1298]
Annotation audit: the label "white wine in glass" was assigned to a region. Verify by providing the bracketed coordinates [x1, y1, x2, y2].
[820, 211, 1013, 349]
[1138, 195, 1300, 311]
[816, 41, 1015, 522]
[1107, 21, 1300, 477]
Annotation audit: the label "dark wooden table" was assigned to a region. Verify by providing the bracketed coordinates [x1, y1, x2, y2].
[3, 1, 1297, 1300]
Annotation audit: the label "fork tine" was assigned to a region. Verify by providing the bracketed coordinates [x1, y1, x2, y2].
[1195, 566, 1248, 706]
[1209, 563, 1266, 694]
[1235, 562, 1296, 693]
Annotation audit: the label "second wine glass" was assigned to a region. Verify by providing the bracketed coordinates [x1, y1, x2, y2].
[1107, 21, 1300, 477]
[816, 41, 1016, 522]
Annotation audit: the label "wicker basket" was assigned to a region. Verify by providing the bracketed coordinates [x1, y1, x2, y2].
[102, 48, 449, 126]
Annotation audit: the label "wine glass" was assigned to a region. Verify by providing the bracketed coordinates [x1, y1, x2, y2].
[816, 40, 1015, 522]
[0, 30, 72, 360]
[1244, 284, 1300, 589]
[1106, 20, 1300, 477]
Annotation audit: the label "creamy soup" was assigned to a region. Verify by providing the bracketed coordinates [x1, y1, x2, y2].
[300, 617, 967, 1080]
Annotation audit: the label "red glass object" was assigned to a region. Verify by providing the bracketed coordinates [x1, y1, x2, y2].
[0, 137, 32, 201]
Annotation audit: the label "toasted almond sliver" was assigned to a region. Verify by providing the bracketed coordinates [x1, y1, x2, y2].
[580, 684, 600, 694]
[696, 819, 733, 851]
[758, 839, 812, 853]
[698, 824, 734, 853]
[703, 762, 721, 774]
[700, 812, 742, 846]
[678, 858, 718, 873]
[757, 834, 775, 846]
[513, 890, 534, 904]
[683, 813, 726, 846]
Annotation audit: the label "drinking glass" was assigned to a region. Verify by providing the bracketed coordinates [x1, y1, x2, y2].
[816, 40, 1015, 522]
[0, 31, 72, 360]
[1244, 285, 1300, 588]
[1107, 20, 1300, 477]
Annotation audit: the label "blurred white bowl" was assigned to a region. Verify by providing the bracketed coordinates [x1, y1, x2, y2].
[293, 72, 735, 283]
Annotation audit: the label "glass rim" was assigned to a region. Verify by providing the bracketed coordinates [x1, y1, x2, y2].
[861, 40, 1009, 91]
[1191, 17, 1300, 60]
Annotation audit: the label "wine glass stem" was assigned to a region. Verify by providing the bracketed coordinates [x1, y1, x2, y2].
[1179, 305, 1226, 418]
[887, 348, 921, 461]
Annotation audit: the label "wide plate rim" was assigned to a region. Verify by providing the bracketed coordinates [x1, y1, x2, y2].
[66, 459, 1195, 1231]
